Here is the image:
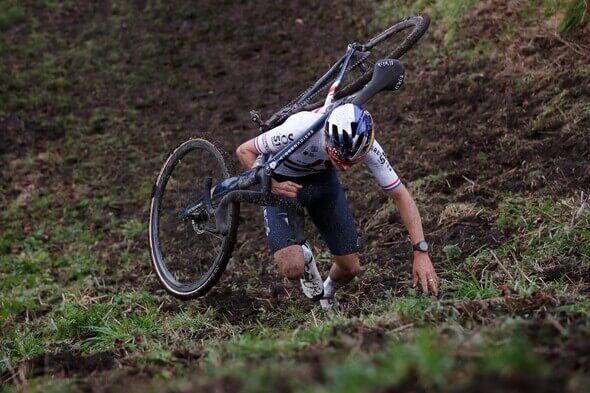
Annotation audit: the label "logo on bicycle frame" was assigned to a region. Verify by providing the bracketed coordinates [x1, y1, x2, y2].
[376, 59, 405, 90]
[271, 133, 294, 147]
[393, 74, 404, 90]
[377, 59, 398, 67]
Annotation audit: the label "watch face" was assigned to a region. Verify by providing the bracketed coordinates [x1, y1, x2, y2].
[415, 241, 429, 252]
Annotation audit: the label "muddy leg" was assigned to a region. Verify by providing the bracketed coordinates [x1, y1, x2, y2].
[274, 245, 305, 279]
[328, 253, 361, 283]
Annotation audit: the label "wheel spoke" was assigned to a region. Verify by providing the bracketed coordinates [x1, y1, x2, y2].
[149, 138, 239, 299]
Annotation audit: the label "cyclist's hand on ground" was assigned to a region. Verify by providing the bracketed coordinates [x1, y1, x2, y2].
[412, 253, 439, 296]
[271, 179, 302, 198]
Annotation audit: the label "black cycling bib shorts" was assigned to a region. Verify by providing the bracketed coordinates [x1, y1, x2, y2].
[263, 168, 360, 256]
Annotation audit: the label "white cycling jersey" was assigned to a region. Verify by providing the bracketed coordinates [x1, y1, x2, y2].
[252, 111, 402, 192]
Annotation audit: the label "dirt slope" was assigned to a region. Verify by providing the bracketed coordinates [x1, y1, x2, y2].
[1, 0, 589, 392]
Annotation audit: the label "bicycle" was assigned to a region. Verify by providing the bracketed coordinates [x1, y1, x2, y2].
[149, 14, 430, 299]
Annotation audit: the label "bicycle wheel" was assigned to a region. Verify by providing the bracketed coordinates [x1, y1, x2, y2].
[149, 138, 239, 299]
[305, 13, 430, 109]
[265, 14, 429, 129]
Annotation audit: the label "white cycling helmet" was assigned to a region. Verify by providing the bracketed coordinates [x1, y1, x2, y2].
[324, 103, 374, 163]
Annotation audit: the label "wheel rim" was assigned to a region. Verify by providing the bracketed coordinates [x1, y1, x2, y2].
[305, 16, 429, 109]
[150, 141, 232, 295]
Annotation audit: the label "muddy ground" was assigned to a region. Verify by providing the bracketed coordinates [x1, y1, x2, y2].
[1, 0, 589, 392]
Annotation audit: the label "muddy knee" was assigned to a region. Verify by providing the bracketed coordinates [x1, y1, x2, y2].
[274, 245, 305, 279]
[331, 254, 361, 280]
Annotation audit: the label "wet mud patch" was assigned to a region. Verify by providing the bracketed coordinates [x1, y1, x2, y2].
[0, 115, 66, 157]
[199, 287, 265, 325]
[432, 216, 504, 255]
[541, 262, 590, 285]
[331, 320, 388, 352]
[558, 333, 590, 372]
[1, 0, 589, 391]
[1, 351, 117, 383]
[192, 377, 244, 393]
[199, 285, 280, 326]
[170, 348, 203, 364]
[453, 293, 559, 322]
[200, 277, 319, 326]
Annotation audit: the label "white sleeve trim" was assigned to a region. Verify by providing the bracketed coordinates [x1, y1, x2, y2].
[364, 140, 401, 192]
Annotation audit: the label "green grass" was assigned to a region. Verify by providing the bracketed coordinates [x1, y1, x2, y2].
[55, 302, 120, 341]
[374, 291, 439, 321]
[441, 196, 590, 299]
[558, 0, 588, 34]
[1, 0, 589, 391]
[446, 271, 500, 299]
[6, 191, 582, 385]
[375, 0, 588, 67]
[0, 2, 27, 29]
[375, 0, 479, 46]
[442, 244, 462, 262]
[496, 197, 590, 262]
[185, 326, 554, 393]
[483, 335, 552, 377]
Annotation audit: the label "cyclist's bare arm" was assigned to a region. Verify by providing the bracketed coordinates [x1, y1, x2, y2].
[388, 184, 439, 296]
[363, 143, 438, 295]
[235, 140, 259, 169]
[236, 139, 302, 198]
[387, 184, 425, 244]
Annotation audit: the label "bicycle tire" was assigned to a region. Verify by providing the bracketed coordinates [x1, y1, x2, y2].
[149, 138, 239, 299]
[305, 13, 430, 110]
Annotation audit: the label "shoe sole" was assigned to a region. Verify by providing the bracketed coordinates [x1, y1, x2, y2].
[300, 279, 324, 301]
[309, 289, 324, 302]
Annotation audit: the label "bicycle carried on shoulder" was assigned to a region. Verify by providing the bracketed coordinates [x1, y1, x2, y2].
[149, 14, 430, 299]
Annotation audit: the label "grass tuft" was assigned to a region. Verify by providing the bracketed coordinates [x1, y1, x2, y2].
[482, 336, 551, 377]
[558, 0, 588, 34]
[0, 3, 26, 29]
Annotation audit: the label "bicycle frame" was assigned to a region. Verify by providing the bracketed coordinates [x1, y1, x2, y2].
[178, 45, 359, 219]
[178, 45, 406, 235]
[265, 43, 359, 170]
[257, 43, 364, 132]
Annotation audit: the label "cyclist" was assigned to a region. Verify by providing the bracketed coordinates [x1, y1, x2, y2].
[236, 103, 438, 309]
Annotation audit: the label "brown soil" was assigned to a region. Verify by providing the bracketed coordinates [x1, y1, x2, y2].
[1, 351, 117, 386]
[1, 0, 589, 392]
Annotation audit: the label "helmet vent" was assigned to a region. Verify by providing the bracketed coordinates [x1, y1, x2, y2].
[342, 131, 350, 149]
[331, 125, 339, 145]
[353, 133, 365, 152]
[350, 122, 358, 137]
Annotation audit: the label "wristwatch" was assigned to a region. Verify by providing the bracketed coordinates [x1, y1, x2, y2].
[412, 240, 429, 253]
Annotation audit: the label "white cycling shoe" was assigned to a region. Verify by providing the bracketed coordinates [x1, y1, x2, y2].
[300, 244, 324, 301]
[320, 277, 343, 312]
[320, 295, 340, 311]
